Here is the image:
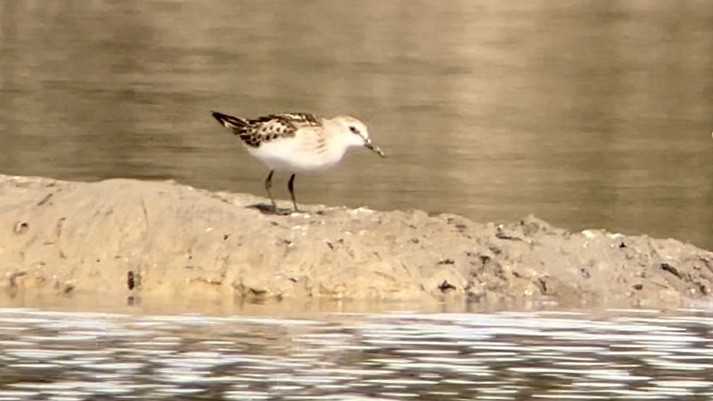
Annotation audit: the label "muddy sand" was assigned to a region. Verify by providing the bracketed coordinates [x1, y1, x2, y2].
[0, 174, 711, 309]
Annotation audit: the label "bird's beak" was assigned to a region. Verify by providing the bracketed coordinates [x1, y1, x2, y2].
[364, 138, 386, 158]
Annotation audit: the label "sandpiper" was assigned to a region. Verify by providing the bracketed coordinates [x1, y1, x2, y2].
[211, 111, 385, 212]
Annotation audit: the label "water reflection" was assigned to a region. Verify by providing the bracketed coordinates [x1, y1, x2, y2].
[0, 1, 711, 248]
[0, 308, 711, 400]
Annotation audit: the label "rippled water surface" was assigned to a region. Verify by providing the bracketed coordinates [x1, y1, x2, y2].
[0, 1, 711, 249]
[0, 308, 712, 400]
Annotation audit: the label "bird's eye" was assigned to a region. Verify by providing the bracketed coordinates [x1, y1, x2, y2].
[349, 125, 360, 135]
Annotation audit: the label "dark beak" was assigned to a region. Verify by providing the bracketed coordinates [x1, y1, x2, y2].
[364, 138, 386, 158]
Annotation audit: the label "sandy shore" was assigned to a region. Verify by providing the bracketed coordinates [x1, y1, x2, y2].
[0, 174, 711, 309]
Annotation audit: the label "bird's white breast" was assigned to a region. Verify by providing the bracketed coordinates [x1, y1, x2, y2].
[246, 136, 347, 173]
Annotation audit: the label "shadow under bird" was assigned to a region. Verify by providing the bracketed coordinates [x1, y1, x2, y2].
[211, 111, 385, 212]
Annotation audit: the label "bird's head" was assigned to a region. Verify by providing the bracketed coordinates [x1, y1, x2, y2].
[333, 116, 385, 157]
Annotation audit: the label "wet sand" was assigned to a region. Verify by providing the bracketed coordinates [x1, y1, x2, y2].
[0, 174, 711, 309]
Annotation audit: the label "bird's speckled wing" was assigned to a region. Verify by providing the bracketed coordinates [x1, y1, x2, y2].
[212, 111, 323, 147]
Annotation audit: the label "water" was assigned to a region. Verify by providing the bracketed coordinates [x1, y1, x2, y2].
[2, 4, 711, 398]
[0, 307, 711, 400]
[0, 1, 711, 249]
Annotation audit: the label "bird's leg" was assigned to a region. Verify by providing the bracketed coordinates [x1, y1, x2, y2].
[264, 170, 277, 210]
[288, 173, 299, 212]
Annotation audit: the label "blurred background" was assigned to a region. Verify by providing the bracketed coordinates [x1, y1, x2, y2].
[0, 0, 711, 249]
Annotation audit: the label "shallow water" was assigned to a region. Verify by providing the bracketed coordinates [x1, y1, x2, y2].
[0, 307, 711, 400]
[0, 1, 711, 249]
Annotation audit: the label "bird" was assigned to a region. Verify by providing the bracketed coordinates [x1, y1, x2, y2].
[211, 111, 385, 212]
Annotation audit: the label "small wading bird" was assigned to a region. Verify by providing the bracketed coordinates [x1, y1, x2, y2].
[211, 111, 385, 212]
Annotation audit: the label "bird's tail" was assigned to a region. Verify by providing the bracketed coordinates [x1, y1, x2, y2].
[211, 111, 249, 134]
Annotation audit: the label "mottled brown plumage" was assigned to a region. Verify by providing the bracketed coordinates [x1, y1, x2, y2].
[212, 112, 322, 148]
